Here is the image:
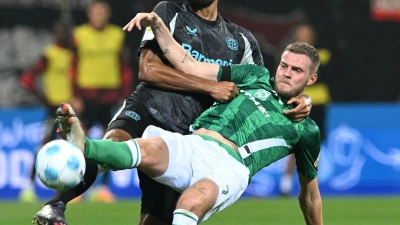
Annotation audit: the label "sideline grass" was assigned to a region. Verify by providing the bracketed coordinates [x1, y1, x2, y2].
[1, 196, 399, 224]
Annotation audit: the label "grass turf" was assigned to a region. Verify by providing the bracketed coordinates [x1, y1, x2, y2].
[1, 196, 399, 224]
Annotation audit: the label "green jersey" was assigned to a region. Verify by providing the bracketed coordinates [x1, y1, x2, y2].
[192, 64, 320, 179]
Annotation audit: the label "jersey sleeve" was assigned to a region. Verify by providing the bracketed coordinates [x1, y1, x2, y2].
[139, 1, 171, 51]
[218, 64, 271, 88]
[293, 121, 321, 178]
[239, 28, 264, 67]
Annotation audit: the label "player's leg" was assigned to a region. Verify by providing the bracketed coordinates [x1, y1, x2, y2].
[169, 135, 250, 224]
[138, 172, 181, 225]
[172, 179, 219, 225]
[87, 103, 118, 203]
[78, 132, 170, 176]
[106, 100, 182, 225]
[33, 134, 170, 225]
[32, 103, 100, 225]
[105, 98, 180, 225]
[31, 102, 125, 225]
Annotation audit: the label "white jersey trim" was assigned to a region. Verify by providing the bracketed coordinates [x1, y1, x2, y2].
[169, 13, 178, 35]
[142, 27, 155, 42]
[238, 138, 292, 159]
[239, 33, 255, 65]
[108, 99, 126, 126]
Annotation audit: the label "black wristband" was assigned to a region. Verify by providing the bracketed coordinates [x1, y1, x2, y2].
[220, 66, 231, 82]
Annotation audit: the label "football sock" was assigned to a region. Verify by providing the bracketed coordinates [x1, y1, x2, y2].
[84, 138, 141, 170]
[172, 209, 199, 225]
[47, 159, 99, 205]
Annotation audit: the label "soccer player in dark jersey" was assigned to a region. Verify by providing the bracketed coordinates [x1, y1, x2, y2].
[51, 12, 323, 225]
[32, 1, 312, 225]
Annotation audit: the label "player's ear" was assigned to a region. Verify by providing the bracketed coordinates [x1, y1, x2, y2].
[307, 73, 317, 86]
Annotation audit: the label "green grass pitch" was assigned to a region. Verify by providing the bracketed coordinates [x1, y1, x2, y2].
[1, 196, 399, 224]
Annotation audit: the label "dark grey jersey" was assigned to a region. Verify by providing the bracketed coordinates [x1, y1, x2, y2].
[134, 1, 264, 134]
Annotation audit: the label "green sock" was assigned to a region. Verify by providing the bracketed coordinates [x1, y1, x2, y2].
[84, 137, 141, 170]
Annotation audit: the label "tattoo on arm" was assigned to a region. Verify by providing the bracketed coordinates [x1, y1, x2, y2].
[152, 23, 161, 30]
[181, 52, 188, 63]
[162, 48, 170, 56]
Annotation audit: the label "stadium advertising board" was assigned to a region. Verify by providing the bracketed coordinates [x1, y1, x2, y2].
[319, 103, 400, 195]
[0, 104, 399, 200]
[243, 103, 400, 197]
[0, 108, 141, 199]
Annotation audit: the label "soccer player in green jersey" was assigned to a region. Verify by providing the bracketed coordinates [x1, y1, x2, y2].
[56, 12, 322, 225]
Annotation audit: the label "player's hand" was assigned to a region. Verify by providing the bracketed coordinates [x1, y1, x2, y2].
[210, 81, 239, 102]
[32, 202, 68, 225]
[123, 12, 160, 32]
[283, 95, 312, 122]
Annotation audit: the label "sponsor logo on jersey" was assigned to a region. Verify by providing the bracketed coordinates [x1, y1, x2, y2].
[225, 37, 238, 51]
[182, 43, 233, 66]
[186, 26, 197, 36]
[241, 90, 270, 118]
[125, 111, 141, 121]
[254, 89, 271, 101]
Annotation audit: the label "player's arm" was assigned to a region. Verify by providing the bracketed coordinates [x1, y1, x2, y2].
[125, 13, 237, 101]
[124, 12, 219, 79]
[138, 45, 237, 102]
[298, 174, 323, 225]
[295, 125, 322, 224]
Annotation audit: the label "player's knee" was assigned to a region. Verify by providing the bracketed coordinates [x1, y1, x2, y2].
[176, 196, 205, 215]
[103, 129, 132, 142]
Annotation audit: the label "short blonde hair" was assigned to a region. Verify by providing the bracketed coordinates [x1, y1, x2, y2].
[284, 42, 320, 74]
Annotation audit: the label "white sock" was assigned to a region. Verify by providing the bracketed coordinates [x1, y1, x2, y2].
[172, 209, 199, 225]
[124, 139, 142, 167]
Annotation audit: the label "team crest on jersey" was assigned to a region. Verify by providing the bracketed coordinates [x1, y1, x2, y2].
[254, 89, 271, 101]
[314, 155, 320, 169]
[186, 26, 197, 36]
[314, 160, 319, 169]
[226, 37, 238, 51]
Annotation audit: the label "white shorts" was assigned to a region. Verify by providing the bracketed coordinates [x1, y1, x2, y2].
[142, 125, 250, 221]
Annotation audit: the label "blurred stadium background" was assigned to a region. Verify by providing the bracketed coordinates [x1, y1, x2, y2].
[0, 0, 399, 224]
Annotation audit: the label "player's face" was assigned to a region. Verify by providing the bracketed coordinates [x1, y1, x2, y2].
[187, 0, 216, 9]
[274, 51, 317, 99]
[87, 2, 110, 30]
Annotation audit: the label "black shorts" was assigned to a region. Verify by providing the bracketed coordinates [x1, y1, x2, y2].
[107, 96, 181, 223]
